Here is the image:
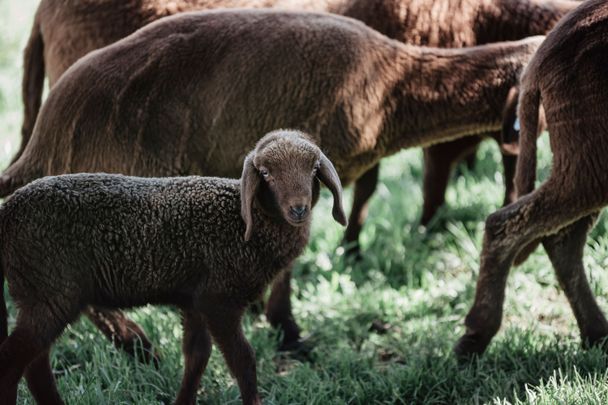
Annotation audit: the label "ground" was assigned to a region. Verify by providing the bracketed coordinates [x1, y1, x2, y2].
[2, 1, 608, 404]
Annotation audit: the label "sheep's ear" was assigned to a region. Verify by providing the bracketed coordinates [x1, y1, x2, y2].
[317, 152, 347, 226]
[500, 87, 521, 156]
[240, 152, 260, 241]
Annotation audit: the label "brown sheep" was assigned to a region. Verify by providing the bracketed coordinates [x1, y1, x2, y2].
[0, 130, 346, 405]
[4, 9, 544, 355]
[454, 0, 608, 359]
[19, 0, 578, 244]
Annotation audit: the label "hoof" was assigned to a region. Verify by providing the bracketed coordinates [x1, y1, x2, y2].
[279, 334, 314, 352]
[343, 242, 363, 261]
[582, 332, 608, 351]
[278, 334, 315, 362]
[453, 333, 489, 362]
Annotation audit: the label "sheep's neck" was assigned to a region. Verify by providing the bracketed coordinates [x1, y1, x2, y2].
[379, 44, 522, 154]
[475, 0, 577, 42]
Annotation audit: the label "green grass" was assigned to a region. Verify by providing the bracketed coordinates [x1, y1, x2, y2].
[2, 1, 608, 404]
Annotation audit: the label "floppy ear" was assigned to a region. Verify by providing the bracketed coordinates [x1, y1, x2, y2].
[240, 152, 260, 241]
[500, 86, 521, 156]
[317, 152, 347, 226]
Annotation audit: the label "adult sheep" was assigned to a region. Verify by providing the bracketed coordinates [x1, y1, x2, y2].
[455, 0, 608, 359]
[19, 0, 578, 240]
[4, 9, 544, 354]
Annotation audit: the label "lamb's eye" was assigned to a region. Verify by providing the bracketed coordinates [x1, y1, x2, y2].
[260, 169, 269, 178]
[313, 162, 320, 174]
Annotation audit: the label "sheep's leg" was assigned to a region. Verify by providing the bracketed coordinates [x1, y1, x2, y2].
[343, 164, 379, 256]
[0, 283, 7, 344]
[501, 152, 517, 206]
[454, 185, 601, 358]
[24, 349, 63, 405]
[174, 311, 212, 405]
[205, 306, 261, 405]
[266, 267, 301, 350]
[84, 306, 159, 366]
[542, 213, 608, 347]
[421, 136, 483, 225]
[0, 309, 70, 405]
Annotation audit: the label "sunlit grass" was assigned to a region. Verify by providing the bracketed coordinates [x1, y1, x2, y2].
[3, 1, 608, 404]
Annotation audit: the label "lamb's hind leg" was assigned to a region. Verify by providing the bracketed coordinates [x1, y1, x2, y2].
[24, 349, 63, 405]
[454, 183, 601, 359]
[0, 304, 75, 405]
[84, 306, 158, 366]
[542, 213, 608, 347]
[174, 311, 212, 405]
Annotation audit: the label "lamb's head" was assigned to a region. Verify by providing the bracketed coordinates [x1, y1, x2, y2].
[240, 129, 347, 241]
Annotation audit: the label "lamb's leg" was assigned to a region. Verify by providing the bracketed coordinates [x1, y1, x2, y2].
[205, 306, 261, 405]
[0, 307, 71, 405]
[84, 306, 159, 366]
[174, 311, 212, 405]
[343, 164, 379, 256]
[421, 136, 483, 225]
[542, 213, 608, 347]
[266, 267, 301, 350]
[24, 349, 63, 405]
[454, 184, 601, 359]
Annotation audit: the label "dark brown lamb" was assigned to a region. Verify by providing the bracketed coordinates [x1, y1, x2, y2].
[4, 9, 544, 356]
[0, 130, 346, 405]
[20, 0, 578, 241]
[454, 0, 608, 359]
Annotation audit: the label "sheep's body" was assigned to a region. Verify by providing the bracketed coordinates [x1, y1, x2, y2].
[6, 9, 544, 355]
[0, 130, 345, 404]
[454, 0, 608, 359]
[3, 175, 303, 309]
[20, 0, 578, 230]
[11, 10, 543, 187]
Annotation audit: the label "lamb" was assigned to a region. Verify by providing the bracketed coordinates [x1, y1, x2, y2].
[0, 129, 347, 405]
[454, 0, 608, 359]
[3, 9, 544, 356]
[19, 0, 579, 241]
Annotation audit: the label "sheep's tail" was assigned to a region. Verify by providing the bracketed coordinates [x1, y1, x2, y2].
[514, 82, 541, 198]
[16, 11, 45, 165]
[513, 77, 542, 266]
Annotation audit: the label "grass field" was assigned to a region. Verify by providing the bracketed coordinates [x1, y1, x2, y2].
[2, 1, 608, 404]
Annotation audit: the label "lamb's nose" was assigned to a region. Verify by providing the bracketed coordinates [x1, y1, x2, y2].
[289, 205, 307, 218]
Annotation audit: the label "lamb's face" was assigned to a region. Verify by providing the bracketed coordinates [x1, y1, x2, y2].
[254, 138, 321, 227]
[241, 130, 346, 241]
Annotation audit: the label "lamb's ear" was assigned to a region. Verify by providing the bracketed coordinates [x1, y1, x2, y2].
[317, 151, 347, 226]
[240, 152, 260, 241]
[500, 86, 521, 156]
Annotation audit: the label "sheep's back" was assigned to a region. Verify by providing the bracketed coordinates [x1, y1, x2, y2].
[1, 173, 303, 308]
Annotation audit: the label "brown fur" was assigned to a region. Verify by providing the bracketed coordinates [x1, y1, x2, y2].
[0, 130, 346, 405]
[18, 0, 577, 231]
[455, 0, 608, 358]
[6, 9, 543, 357]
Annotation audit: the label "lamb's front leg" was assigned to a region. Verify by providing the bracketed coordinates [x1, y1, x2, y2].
[205, 304, 260, 405]
[266, 267, 301, 351]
